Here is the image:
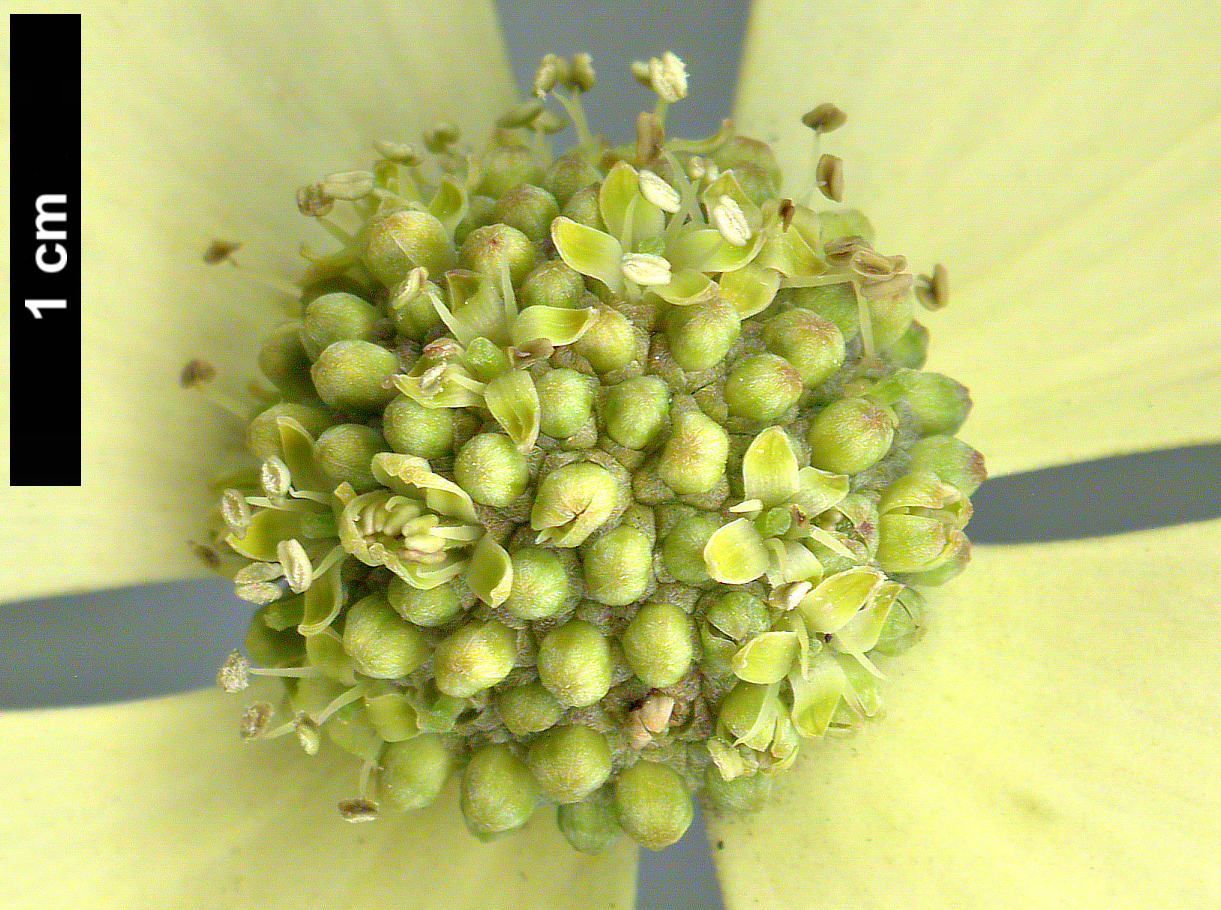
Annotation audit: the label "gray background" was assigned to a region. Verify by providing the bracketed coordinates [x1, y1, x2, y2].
[3, 3, 1218, 908]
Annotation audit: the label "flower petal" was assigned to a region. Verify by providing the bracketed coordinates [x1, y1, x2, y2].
[0, 0, 516, 603]
[709, 518, 1221, 909]
[0, 685, 637, 908]
[734, 0, 1221, 474]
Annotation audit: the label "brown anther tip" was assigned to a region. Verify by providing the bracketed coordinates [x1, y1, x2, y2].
[778, 199, 796, 231]
[802, 103, 847, 134]
[816, 153, 844, 203]
[180, 359, 217, 388]
[189, 541, 221, 572]
[916, 264, 949, 310]
[203, 240, 241, 265]
[240, 702, 275, 741]
[296, 183, 334, 217]
[850, 248, 897, 279]
[339, 799, 380, 823]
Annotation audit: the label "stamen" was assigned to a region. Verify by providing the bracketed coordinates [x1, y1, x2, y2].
[312, 544, 346, 578]
[373, 139, 421, 165]
[189, 540, 221, 572]
[202, 241, 304, 299]
[181, 359, 251, 421]
[636, 112, 665, 166]
[296, 717, 322, 754]
[312, 686, 365, 725]
[639, 694, 677, 733]
[802, 103, 847, 134]
[777, 274, 854, 290]
[859, 273, 914, 300]
[850, 248, 898, 279]
[851, 281, 877, 362]
[235, 581, 285, 605]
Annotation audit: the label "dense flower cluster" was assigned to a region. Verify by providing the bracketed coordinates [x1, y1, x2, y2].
[206, 52, 984, 852]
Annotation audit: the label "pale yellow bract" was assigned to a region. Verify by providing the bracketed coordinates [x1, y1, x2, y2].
[1, 1, 1218, 908]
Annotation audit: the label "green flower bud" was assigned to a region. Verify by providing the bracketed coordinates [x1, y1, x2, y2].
[476, 131, 545, 198]
[818, 208, 875, 244]
[310, 340, 398, 413]
[258, 323, 315, 399]
[526, 724, 612, 803]
[761, 309, 845, 387]
[657, 410, 730, 495]
[498, 680, 564, 736]
[806, 398, 895, 474]
[614, 760, 693, 851]
[314, 424, 385, 491]
[604, 375, 670, 450]
[561, 182, 606, 231]
[712, 136, 782, 188]
[869, 369, 972, 437]
[725, 354, 803, 420]
[907, 435, 987, 495]
[433, 619, 517, 697]
[876, 513, 965, 574]
[453, 433, 530, 508]
[873, 587, 928, 657]
[729, 161, 779, 208]
[305, 629, 357, 685]
[382, 394, 455, 460]
[521, 260, 586, 311]
[537, 619, 613, 707]
[300, 292, 381, 360]
[342, 592, 430, 679]
[542, 150, 602, 209]
[464, 337, 512, 382]
[363, 209, 456, 286]
[323, 700, 382, 761]
[504, 547, 569, 619]
[557, 792, 623, 854]
[246, 402, 332, 461]
[536, 368, 595, 438]
[621, 601, 693, 687]
[791, 283, 859, 341]
[493, 183, 560, 242]
[531, 462, 621, 547]
[365, 688, 420, 741]
[379, 733, 453, 810]
[459, 224, 536, 290]
[703, 767, 772, 812]
[571, 307, 636, 374]
[661, 513, 721, 584]
[583, 525, 653, 606]
[386, 575, 462, 627]
[453, 194, 497, 246]
[665, 299, 741, 373]
[888, 320, 929, 369]
[867, 291, 913, 350]
[244, 609, 304, 668]
[904, 539, 971, 586]
[460, 743, 540, 839]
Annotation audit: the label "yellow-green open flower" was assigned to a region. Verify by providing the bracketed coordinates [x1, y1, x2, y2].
[3, 1, 1219, 908]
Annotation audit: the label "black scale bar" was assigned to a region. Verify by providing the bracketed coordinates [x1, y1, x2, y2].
[8, 13, 81, 486]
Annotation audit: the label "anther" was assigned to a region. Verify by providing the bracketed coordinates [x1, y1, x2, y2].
[621, 252, 673, 286]
[816, 153, 844, 202]
[916, 264, 949, 311]
[277, 538, 314, 594]
[338, 798, 380, 823]
[296, 184, 334, 217]
[372, 139, 421, 165]
[639, 694, 677, 733]
[859, 273, 914, 300]
[710, 195, 750, 247]
[189, 540, 221, 572]
[802, 103, 847, 134]
[570, 52, 596, 93]
[240, 702, 275, 741]
[778, 198, 796, 231]
[321, 170, 375, 201]
[639, 170, 681, 213]
[216, 649, 251, 693]
[220, 488, 253, 534]
[260, 456, 291, 502]
[202, 240, 241, 265]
